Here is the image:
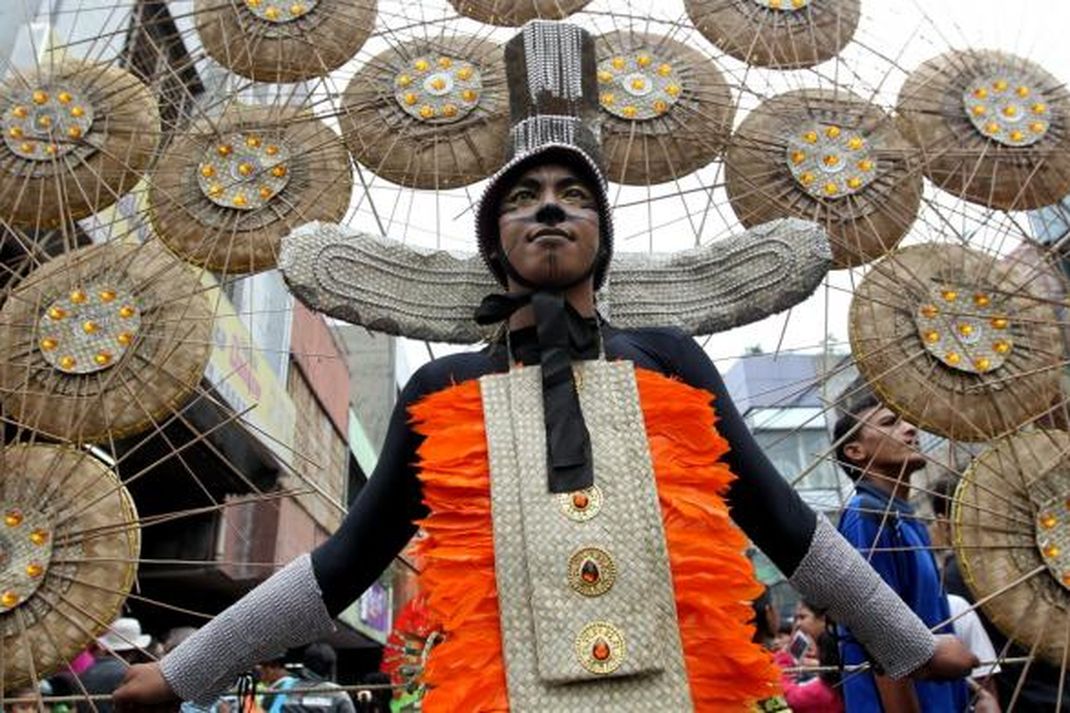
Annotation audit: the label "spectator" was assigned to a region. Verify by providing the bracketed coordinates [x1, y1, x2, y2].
[257, 657, 300, 713]
[77, 617, 152, 713]
[354, 672, 390, 713]
[773, 620, 793, 653]
[281, 643, 355, 713]
[751, 588, 780, 648]
[780, 631, 844, 713]
[832, 384, 971, 711]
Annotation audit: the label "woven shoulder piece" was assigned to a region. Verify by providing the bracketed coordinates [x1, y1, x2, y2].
[279, 218, 830, 344]
[789, 516, 936, 679]
[159, 554, 335, 705]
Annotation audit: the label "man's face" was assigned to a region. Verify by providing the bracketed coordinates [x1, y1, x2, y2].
[496, 162, 600, 289]
[843, 405, 927, 478]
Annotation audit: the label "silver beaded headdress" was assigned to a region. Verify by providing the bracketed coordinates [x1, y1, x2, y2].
[475, 20, 614, 288]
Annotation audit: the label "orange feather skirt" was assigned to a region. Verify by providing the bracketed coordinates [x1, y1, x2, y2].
[408, 367, 782, 711]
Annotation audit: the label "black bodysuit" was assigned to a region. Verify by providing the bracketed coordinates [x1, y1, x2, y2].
[311, 324, 817, 616]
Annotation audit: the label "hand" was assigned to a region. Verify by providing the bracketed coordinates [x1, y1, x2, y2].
[113, 662, 181, 712]
[911, 635, 979, 681]
[972, 687, 1001, 713]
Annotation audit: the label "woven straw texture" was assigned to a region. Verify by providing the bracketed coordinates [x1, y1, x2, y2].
[194, 0, 377, 82]
[0, 61, 159, 227]
[0, 241, 213, 443]
[448, 0, 591, 26]
[725, 88, 922, 268]
[2, 444, 139, 688]
[340, 36, 509, 189]
[594, 31, 734, 186]
[954, 430, 1070, 668]
[480, 362, 692, 708]
[150, 105, 351, 274]
[849, 243, 1063, 441]
[279, 218, 830, 343]
[897, 50, 1070, 211]
[684, 0, 860, 69]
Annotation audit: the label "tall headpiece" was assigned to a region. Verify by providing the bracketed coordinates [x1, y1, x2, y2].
[475, 21, 614, 289]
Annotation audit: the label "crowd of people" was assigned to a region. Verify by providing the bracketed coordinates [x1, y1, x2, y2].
[4, 621, 391, 713]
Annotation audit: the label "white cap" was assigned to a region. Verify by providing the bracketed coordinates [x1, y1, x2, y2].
[97, 617, 151, 652]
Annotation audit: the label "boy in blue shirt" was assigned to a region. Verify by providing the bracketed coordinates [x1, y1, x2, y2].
[832, 386, 971, 712]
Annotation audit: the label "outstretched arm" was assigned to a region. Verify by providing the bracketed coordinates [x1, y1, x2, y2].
[668, 333, 973, 680]
[115, 368, 438, 707]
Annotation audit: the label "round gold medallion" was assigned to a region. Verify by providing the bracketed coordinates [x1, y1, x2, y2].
[574, 621, 626, 675]
[557, 484, 603, 522]
[567, 546, 617, 597]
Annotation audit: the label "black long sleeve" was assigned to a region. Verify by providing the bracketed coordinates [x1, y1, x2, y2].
[311, 326, 818, 616]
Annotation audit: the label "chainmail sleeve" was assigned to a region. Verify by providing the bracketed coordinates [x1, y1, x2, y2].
[159, 554, 334, 705]
[790, 516, 937, 678]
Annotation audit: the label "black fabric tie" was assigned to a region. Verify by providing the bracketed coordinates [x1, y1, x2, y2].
[475, 291, 596, 493]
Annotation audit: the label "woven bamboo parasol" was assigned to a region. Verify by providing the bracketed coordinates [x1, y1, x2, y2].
[340, 35, 509, 189]
[593, 31, 734, 186]
[954, 430, 1070, 668]
[849, 243, 1063, 442]
[725, 88, 922, 268]
[0, 240, 213, 443]
[194, 0, 377, 82]
[0, 61, 159, 227]
[897, 49, 1070, 211]
[447, 0, 591, 26]
[684, 0, 860, 69]
[150, 105, 352, 274]
[1, 443, 139, 688]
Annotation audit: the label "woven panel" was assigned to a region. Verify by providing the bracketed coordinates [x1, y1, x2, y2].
[684, 0, 860, 69]
[194, 0, 376, 82]
[897, 49, 1070, 211]
[0, 61, 159, 227]
[2, 444, 139, 688]
[481, 361, 692, 710]
[725, 88, 922, 268]
[448, 0, 591, 26]
[150, 105, 351, 274]
[0, 241, 214, 443]
[339, 36, 509, 189]
[595, 31, 734, 186]
[279, 218, 830, 343]
[849, 243, 1063, 441]
[954, 431, 1070, 668]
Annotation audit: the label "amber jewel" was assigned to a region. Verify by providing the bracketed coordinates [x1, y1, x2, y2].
[572, 492, 589, 510]
[592, 639, 611, 661]
[581, 560, 600, 584]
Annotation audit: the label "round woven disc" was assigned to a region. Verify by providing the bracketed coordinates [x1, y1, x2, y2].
[150, 105, 351, 274]
[954, 430, 1070, 668]
[897, 50, 1070, 210]
[0, 241, 214, 443]
[340, 36, 509, 189]
[594, 32, 734, 186]
[849, 243, 1063, 441]
[684, 0, 860, 69]
[725, 88, 922, 268]
[2, 443, 139, 688]
[0, 61, 159, 227]
[447, 0, 591, 25]
[194, 0, 377, 82]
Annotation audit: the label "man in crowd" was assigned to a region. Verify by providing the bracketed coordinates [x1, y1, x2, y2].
[833, 384, 971, 712]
